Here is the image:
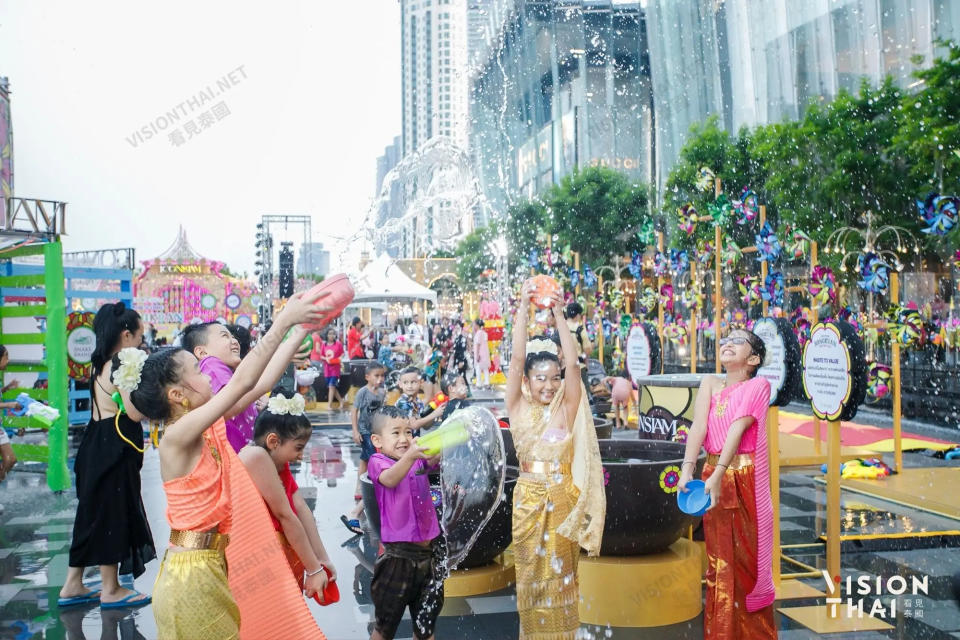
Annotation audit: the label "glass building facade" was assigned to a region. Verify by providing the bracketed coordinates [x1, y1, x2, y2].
[469, 1, 653, 213]
[646, 0, 960, 185]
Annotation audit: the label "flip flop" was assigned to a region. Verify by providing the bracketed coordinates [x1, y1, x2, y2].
[340, 515, 363, 535]
[100, 591, 151, 609]
[57, 590, 101, 608]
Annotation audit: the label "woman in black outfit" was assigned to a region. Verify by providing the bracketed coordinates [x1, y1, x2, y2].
[58, 302, 156, 608]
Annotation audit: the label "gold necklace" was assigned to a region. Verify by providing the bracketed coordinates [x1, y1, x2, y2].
[713, 378, 728, 417]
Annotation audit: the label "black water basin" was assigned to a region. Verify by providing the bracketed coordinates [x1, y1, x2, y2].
[598, 439, 705, 555]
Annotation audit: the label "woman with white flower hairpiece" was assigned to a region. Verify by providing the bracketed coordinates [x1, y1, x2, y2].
[127, 291, 332, 639]
[59, 302, 157, 609]
[505, 278, 605, 639]
[238, 388, 336, 604]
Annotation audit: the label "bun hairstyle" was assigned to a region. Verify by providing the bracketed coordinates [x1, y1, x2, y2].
[524, 337, 560, 376]
[254, 386, 311, 445]
[129, 347, 186, 420]
[91, 302, 141, 377]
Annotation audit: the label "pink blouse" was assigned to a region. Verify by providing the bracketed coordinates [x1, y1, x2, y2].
[703, 375, 775, 613]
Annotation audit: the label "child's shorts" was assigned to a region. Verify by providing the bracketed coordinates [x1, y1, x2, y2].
[325, 375, 340, 388]
[360, 433, 376, 462]
[371, 540, 444, 640]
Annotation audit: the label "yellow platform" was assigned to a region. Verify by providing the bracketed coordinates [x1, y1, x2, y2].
[779, 605, 893, 633]
[578, 538, 702, 627]
[778, 433, 878, 468]
[837, 467, 960, 521]
[444, 556, 515, 598]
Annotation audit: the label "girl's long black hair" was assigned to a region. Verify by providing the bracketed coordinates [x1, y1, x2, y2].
[91, 302, 141, 378]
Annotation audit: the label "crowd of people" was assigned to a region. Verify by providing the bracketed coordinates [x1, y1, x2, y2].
[0, 280, 778, 640]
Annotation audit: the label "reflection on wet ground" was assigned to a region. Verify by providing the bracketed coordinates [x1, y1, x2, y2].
[1, 405, 960, 638]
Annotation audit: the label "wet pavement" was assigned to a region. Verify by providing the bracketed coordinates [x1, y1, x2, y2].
[2, 400, 960, 639]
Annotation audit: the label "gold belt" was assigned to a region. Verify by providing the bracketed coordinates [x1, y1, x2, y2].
[169, 529, 230, 552]
[706, 453, 754, 471]
[520, 460, 571, 475]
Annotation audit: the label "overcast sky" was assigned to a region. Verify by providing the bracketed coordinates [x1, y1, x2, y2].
[0, 1, 401, 275]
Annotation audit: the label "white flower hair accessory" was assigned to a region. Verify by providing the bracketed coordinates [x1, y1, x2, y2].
[112, 347, 148, 392]
[525, 338, 558, 358]
[267, 393, 306, 417]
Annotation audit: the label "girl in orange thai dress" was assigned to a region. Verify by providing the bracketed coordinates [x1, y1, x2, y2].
[678, 329, 777, 640]
[127, 291, 330, 639]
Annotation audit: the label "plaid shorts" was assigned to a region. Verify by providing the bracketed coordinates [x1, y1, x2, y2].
[371, 540, 445, 640]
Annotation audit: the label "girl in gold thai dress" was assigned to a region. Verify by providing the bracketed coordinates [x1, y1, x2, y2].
[505, 279, 606, 640]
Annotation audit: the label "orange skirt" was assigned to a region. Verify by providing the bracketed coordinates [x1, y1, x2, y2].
[702, 462, 777, 640]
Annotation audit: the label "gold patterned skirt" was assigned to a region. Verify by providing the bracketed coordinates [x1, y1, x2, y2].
[512, 474, 581, 640]
[153, 549, 240, 640]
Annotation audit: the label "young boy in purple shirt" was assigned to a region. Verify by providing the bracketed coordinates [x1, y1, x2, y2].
[181, 321, 310, 452]
[368, 406, 444, 640]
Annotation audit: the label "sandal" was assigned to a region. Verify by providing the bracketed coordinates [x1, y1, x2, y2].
[100, 591, 151, 609]
[57, 590, 101, 608]
[340, 515, 363, 535]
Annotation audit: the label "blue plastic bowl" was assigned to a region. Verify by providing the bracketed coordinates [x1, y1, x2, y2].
[677, 479, 711, 516]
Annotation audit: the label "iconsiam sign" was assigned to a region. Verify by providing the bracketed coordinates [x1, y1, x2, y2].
[134, 227, 258, 335]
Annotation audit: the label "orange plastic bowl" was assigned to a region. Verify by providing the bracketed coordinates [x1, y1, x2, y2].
[529, 274, 562, 309]
[304, 273, 355, 329]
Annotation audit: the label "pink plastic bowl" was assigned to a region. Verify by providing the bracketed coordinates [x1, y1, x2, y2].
[304, 273, 355, 329]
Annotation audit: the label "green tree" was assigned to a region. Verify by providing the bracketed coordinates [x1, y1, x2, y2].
[545, 166, 652, 263]
[453, 224, 500, 286]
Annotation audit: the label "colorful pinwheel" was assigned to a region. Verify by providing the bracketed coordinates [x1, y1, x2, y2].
[637, 220, 656, 246]
[677, 204, 698, 236]
[808, 266, 837, 306]
[696, 167, 716, 192]
[659, 284, 674, 314]
[680, 288, 702, 312]
[762, 272, 784, 307]
[663, 322, 688, 346]
[722, 240, 741, 270]
[857, 253, 891, 293]
[955, 249, 960, 270]
[917, 192, 960, 236]
[729, 309, 749, 330]
[754, 222, 782, 263]
[628, 250, 644, 279]
[867, 363, 892, 401]
[886, 304, 924, 348]
[637, 287, 658, 317]
[670, 249, 689, 275]
[609, 289, 625, 311]
[737, 275, 761, 305]
[788, 227, 812, 260]
[653, 251, 669, 278]
[708, 194, 732, 228]
[733, 187, 760, 225]
[696, 239, 714, 267]
[568, 267, 580, 289]
[791, 307, 812, 346]
[583, 264, 598, 289]
[528, 249, 539, 269]
[619, 314, 633, 340]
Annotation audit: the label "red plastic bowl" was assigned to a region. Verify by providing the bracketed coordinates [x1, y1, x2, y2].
[529, 274, 562, 309]
[311, 566, 340, 606]
[304, 274, 355, 329]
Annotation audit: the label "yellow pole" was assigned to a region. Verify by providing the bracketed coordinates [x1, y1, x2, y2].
[811, 242, 822, 456]
[892, 272, 902, 472]
[768, 405, 781, 588]
[715, 225, 722, 373]
[574, 252, 581, 297]
[826, 418, 842, 616]
[760, 206, 769, 318]
[598, 274, 605, 366]
[690, 262, 698, 374]
[714, 177, 723, 373]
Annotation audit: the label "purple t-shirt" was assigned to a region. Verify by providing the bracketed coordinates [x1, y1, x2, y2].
[199, 356, 257, 453]
[367, 453, 440, 544]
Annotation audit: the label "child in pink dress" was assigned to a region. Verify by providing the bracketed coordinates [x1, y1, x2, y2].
[678, 329, 776, 640]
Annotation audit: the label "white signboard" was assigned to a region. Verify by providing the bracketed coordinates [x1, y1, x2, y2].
[626, 325, 652, 383]
[755, 318, 786, 406]
[66, 327, 96, 365]
[802, 323, 852, 420]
